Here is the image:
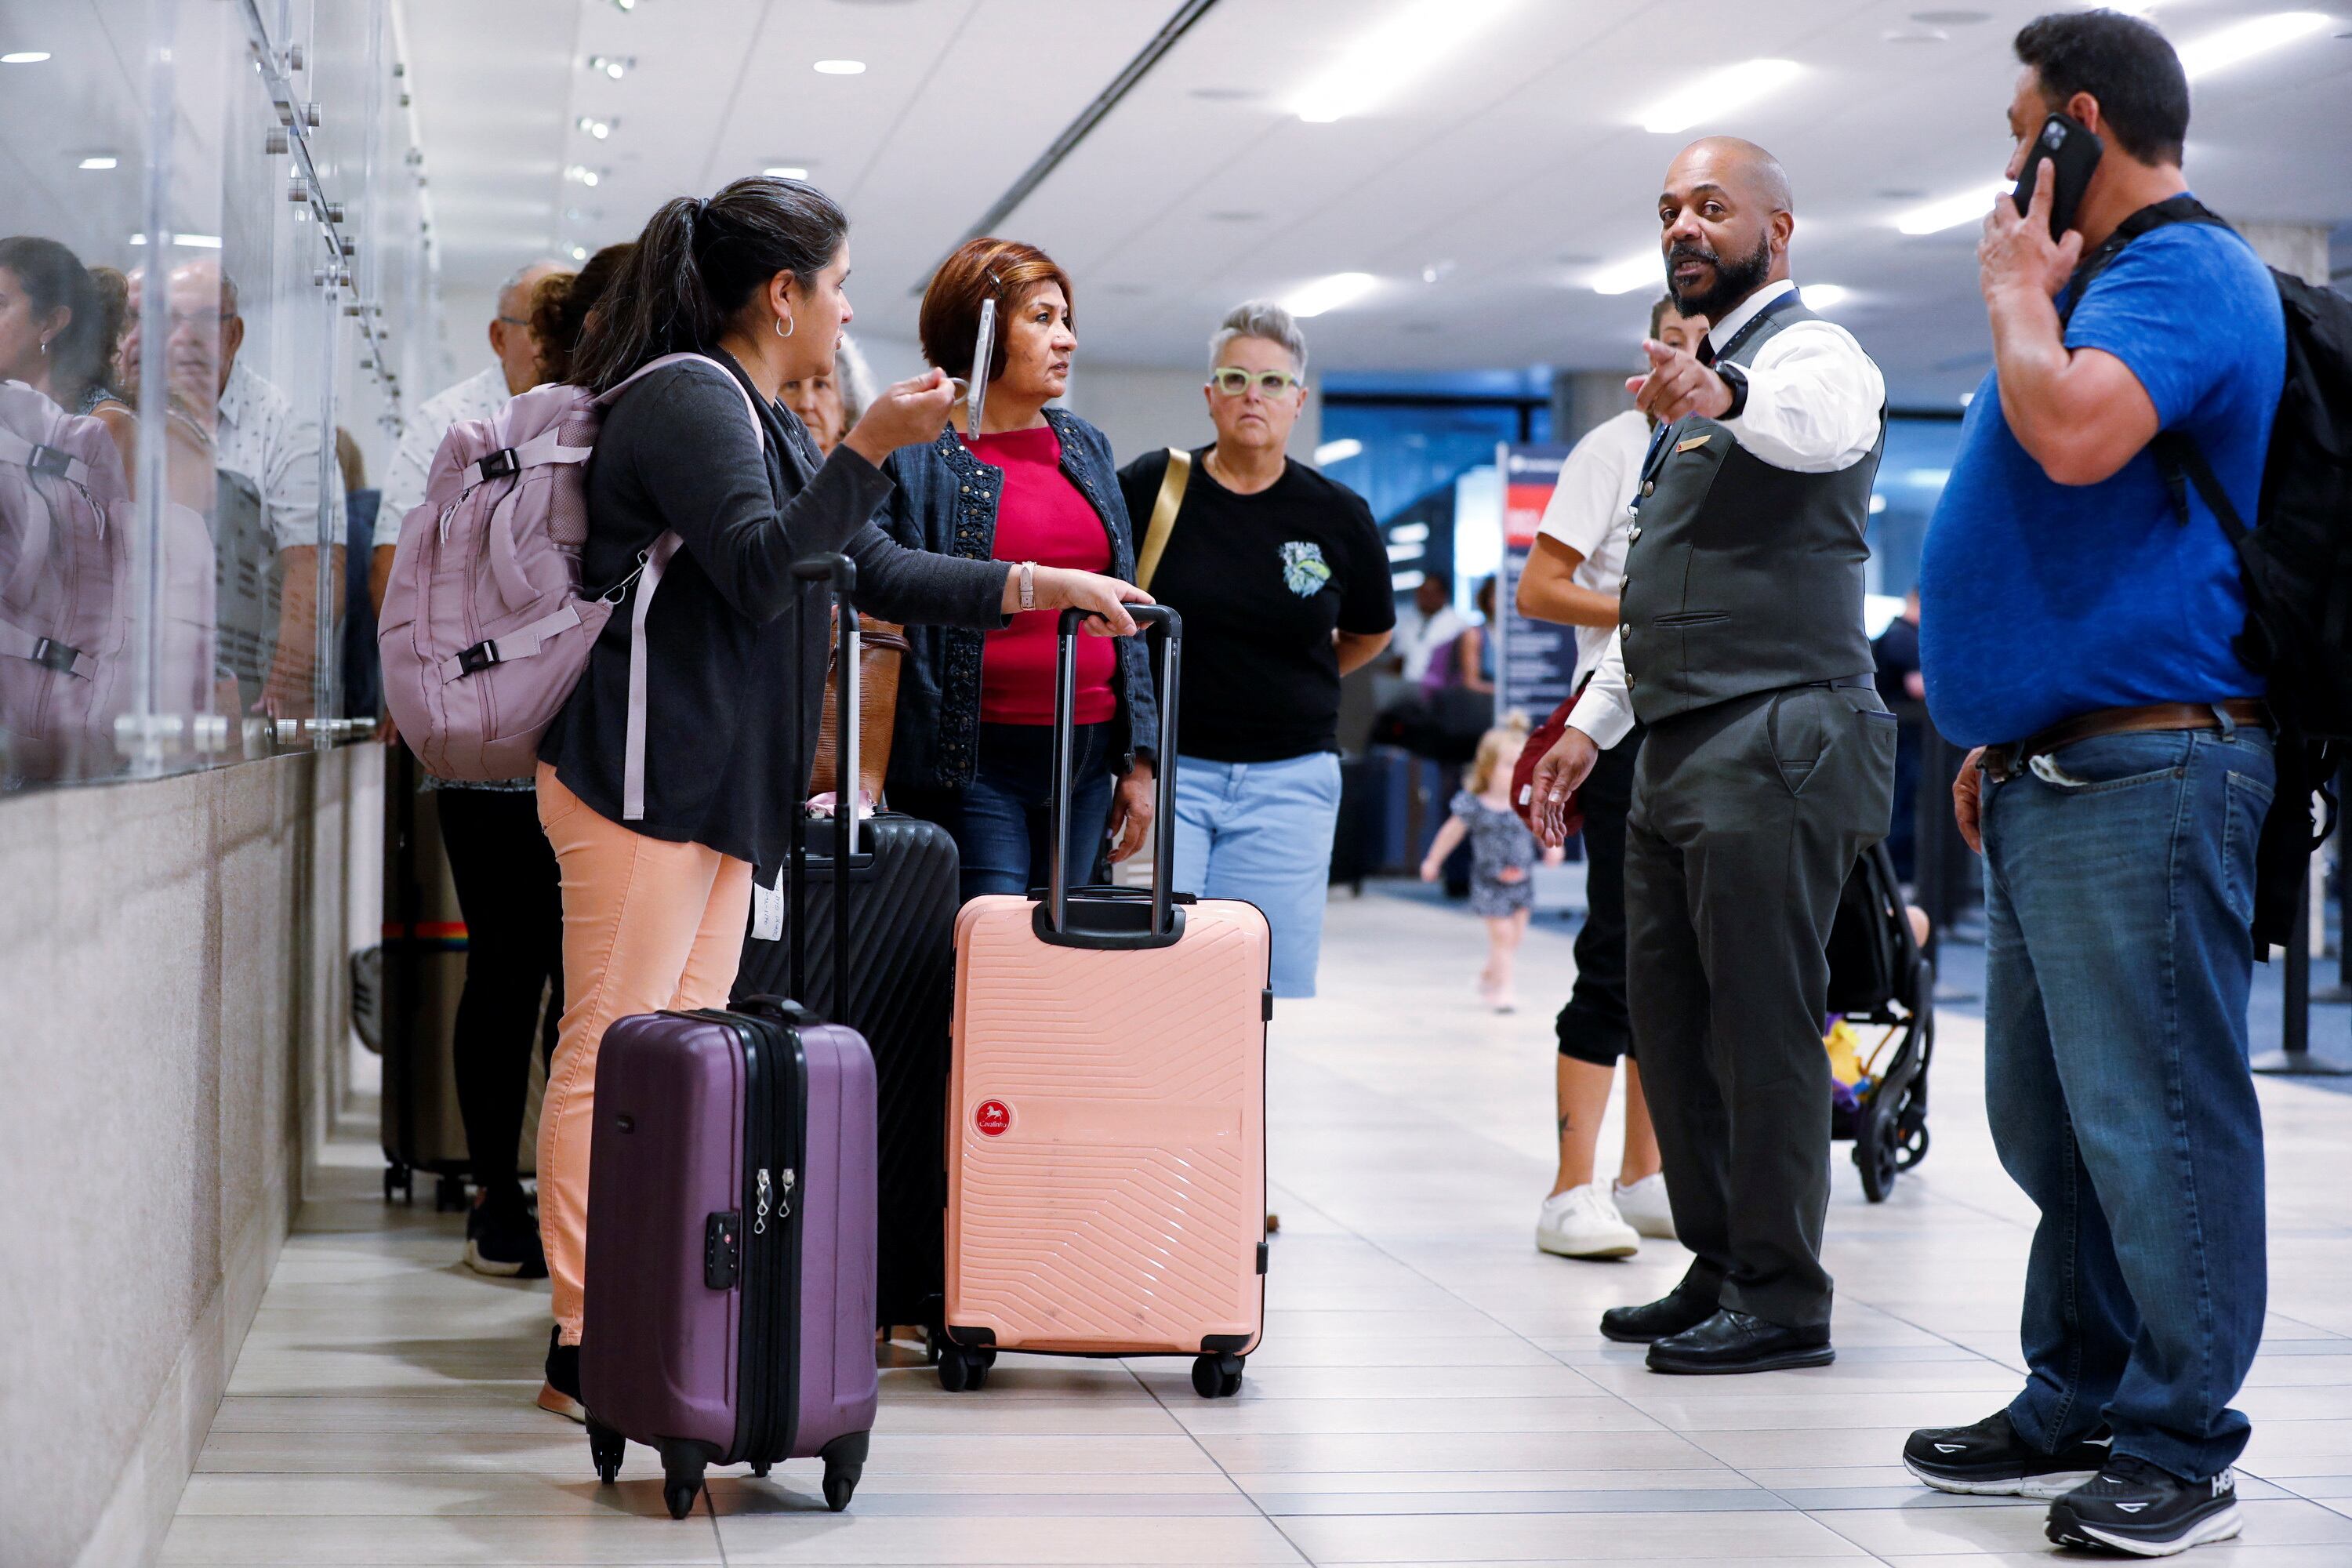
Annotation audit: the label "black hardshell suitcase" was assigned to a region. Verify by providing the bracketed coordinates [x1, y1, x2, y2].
[735, 595, 959, 1344]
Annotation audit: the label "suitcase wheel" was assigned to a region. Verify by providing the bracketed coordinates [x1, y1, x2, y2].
[383, 1161, 411, 1204]
[1191, 1352, 1244, 1399]
[659, 1440, 706, 1520]
[586, 1421, 623, 1486]
[820, 1430, 869, 1513]
[750, 1461, 771, 1479]
[937, 1343, 991, 1392]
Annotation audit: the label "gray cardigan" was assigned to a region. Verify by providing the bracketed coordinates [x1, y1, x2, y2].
[541, 354, 1009, 876]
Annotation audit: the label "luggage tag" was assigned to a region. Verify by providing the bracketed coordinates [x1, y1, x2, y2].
[752, 869, 785, 942]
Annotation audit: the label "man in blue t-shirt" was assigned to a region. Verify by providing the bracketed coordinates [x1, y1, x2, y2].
[1907, 12, 2283, 1556]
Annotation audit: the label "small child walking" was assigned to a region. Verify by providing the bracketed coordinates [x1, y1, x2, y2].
[1421, 720, 1546, 1013]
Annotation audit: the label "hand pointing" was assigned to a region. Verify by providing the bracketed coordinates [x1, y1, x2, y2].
[1626, 337, 1734, 425]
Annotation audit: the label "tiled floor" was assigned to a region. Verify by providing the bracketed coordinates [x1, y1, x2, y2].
[163, 889, 2352, 1565]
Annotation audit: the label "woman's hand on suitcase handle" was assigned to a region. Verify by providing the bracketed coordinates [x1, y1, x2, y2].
[1106, 761, 1155, 863]
[1530, 727, 1599, 848]
[1014, 567, 1150, 637]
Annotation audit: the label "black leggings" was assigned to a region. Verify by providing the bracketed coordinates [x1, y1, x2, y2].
[436, 787, 563, 1189]
[1556, 725, 1644, 1067]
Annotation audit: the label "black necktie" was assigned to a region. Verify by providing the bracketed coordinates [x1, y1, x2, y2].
[1696, 335, 1717, 368]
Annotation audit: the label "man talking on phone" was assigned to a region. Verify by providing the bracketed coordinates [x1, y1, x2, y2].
[1528, 137, 1893, 1375]
[1902, 13, 2283, 1557]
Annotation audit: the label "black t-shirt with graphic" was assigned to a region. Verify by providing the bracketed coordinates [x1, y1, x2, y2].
[1118, 447, 1396, 764]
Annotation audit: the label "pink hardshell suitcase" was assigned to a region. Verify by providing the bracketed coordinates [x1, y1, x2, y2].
[941, 606, 1271, 1399]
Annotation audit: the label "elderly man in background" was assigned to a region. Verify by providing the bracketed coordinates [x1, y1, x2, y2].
[124, 259, 343, 721]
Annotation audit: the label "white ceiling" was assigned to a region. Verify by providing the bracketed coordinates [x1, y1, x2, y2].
[401, 0, 2352, 406]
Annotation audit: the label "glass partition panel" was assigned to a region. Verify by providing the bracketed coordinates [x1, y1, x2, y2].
[2, 0, 428, 793]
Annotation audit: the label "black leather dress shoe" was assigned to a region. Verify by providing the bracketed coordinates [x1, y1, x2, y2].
[1646, 1309, 1833, 1374]
[1599, 1292, 1719, 1344]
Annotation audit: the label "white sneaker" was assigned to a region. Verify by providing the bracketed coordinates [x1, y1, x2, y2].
[1613, 1174, 1677, 1240]
[1536, 1183, 1639, 1259]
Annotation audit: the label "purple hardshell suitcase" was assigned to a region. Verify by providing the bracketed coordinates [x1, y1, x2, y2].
[579, 554, 880, 1521]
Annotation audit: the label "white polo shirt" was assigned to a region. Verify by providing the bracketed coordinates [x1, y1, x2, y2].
[1534, 407, 1649, 688]
[379, 364, 512, 542]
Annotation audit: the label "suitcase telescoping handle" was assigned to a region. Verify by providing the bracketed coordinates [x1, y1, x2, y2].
[788, 552, 858, 1023]
[1046, 604, 1181, 945]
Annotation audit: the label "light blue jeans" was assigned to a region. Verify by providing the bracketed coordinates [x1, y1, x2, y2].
[1170, 751, 1341, 999]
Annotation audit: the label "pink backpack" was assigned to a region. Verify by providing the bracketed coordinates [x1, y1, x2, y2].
[0, 380, 134, 778]
[377, 354, 761, 807]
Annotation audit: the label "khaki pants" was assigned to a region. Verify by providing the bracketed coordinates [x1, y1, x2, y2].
[534, 764, 753, 1342]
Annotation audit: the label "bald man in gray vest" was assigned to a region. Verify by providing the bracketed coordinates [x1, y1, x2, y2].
[1532, 138, 1896, 1375]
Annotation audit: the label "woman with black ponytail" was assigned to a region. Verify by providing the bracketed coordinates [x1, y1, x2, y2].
[530, 176, 1150, 1420]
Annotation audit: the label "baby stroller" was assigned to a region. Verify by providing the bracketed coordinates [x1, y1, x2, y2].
[1824, 840, 1935, 1202]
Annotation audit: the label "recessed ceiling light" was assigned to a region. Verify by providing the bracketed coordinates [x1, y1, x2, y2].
[1894, 183, 2005, 235]
[1189, 86, 1262, 101]
[1884, 28, 1947, 44]
[1639, 59, 1800, 134]
[1589, 252, 1662, 296]
[78, 155, 119, 170]
[589, 55, 634, 79]
[2, 52, 53, 64]
[1294, 0, 1517, 123]
[565, 165, 603, 187]
[1875, 188, 1926, 201]
[1281, 271, 1378, 318]
[576, 116, 613, 139]
[1910, 9, 1991, 23]
[2177, 12, 2330, 80]
[609, 0, 637, 13]
[1421, 260, 1455, 284]
[764, 165, 809, 180]
[566, 244, 590, 263]
[1802, 283, 1849, 310]
[813, 59, 866, 75]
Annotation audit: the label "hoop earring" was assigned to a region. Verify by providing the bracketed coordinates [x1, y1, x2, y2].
[38, 338, 49, 358]
[775, 314, 794, 339]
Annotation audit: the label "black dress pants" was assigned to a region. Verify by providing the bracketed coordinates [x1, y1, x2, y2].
[1624, 686, 1894, 1328]
[1555, 724, 1645, 1067]
[435, 786, 564, 1189]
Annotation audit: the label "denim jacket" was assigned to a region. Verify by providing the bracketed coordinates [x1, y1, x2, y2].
[876, 407, 1158, 794]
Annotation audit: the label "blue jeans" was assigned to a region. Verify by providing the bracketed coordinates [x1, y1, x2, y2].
[1171, 751, 1341, 998]
[1981, 722, 2274, 1483]
[902, 722, 1116, 902]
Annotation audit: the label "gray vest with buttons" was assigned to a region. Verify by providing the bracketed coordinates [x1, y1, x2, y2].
[1617, 299, 1883, 727]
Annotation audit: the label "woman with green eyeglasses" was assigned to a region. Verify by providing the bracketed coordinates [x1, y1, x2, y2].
[1116, 301, 1394, 999]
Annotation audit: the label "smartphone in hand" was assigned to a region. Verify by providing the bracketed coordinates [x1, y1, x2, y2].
[2013, 112, 2103, 238]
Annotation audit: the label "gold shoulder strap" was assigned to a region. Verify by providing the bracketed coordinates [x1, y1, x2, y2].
[1134, 447, 1192, 593]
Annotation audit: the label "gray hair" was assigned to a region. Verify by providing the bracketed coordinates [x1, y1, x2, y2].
[498, 257, 570, 314]
[1209, 300, 1307, 378]
[833, 332, 877, 427]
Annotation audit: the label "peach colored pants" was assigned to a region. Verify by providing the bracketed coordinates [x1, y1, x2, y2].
[535, 763, 753, 1341]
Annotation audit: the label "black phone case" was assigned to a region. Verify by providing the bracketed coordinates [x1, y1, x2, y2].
[2013, 113, 2103, 238]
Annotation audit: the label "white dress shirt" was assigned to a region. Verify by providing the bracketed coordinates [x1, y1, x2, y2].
[379, 364, 512, 540]
[1568, 281, 1885, 750]
[215, 360, 342, 554]
[1534, 408, 1647, 688]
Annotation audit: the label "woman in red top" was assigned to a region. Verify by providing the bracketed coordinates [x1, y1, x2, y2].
[880, 239, 1157, 899]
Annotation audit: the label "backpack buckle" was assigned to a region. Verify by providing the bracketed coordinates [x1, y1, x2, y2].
[476, 447, 519, 481]
[30, 637, 82, 674]
[28, 445, 72, 480]
[456, 640, 499, 675]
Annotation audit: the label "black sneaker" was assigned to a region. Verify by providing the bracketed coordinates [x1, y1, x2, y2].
[464, 1182, 547, 1279]
[539, 1325, 584, 1423]
[2046, 1457, 2243, 1557]
[1904, 1410, 2113, 1499]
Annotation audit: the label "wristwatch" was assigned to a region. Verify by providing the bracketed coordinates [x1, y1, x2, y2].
[1018, 561, 1036, 612]
[1714, 362, 1750, 422]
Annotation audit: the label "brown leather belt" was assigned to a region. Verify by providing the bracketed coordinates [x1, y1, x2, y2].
[1979, 699, 2268, 784]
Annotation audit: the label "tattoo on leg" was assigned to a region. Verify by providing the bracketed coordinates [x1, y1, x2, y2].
[1557, 1113, 1572, 1137]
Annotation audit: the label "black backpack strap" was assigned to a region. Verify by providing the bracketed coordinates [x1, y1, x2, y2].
[2153, 430, 2248, 542]
[2056, 194, 2227, 327]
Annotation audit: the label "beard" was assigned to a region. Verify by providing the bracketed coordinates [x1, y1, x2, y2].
[1668, 230, 1773, 322]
